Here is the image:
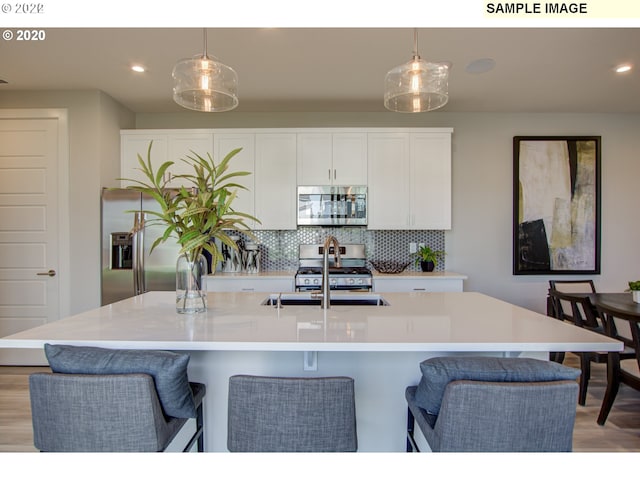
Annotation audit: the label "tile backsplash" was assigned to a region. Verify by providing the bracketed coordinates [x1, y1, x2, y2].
[219, 228, 445, 272]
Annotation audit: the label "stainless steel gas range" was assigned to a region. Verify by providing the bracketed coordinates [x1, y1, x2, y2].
[295, 244, 372, 292]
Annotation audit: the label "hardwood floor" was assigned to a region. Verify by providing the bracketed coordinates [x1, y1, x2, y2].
[1, 354, 639, 452]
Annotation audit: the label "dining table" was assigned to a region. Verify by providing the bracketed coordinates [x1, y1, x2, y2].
[589, 292, 640, 317]
[548, 291, 640, 322]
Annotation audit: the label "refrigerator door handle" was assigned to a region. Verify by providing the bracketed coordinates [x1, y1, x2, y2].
[138, 213, 146, 294]
[132, 212, 145, 295]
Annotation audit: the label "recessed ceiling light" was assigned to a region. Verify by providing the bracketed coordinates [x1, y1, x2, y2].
[465, 58, 496, 74]
[131, 65, 145, 73]
[614, 63, 632, 74]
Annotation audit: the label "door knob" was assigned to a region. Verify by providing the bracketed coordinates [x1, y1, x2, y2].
[37, 270, 57, 277]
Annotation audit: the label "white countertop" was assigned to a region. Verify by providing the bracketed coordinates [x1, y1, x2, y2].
[0, 291, 621, 353]
[371, 271, 468, 279]
[209, 271, 468, 279]
[209, 270, 295, 279]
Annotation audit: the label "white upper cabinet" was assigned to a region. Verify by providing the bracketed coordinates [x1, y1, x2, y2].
[120, 133, 168, 187]
[254, 133, 297, 230]
[367, 133, 411, 229]
[367, 129, 452, 230]
[214, 132, 257, 229]
[166, 132, 214, 187]
[297, 132, 367, 185]
[410, 132, 452, 230]
[121, 127, 451, 231]
[120, 130, 213, 188]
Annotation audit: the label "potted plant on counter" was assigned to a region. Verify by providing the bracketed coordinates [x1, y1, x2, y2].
[412, 245, 445, 272]
[121, 141, 259, 314]
[628, 281, 640, 303]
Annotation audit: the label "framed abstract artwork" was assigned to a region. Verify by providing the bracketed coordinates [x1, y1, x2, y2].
[513, 136, 601, 275]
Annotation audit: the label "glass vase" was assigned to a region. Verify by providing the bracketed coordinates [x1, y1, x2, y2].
[176, 252, 207, 314]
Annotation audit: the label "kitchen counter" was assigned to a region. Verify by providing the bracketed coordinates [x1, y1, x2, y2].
[0, 290, 615, 352]
[371, 270, 467, 278]
[209, 270, 295, 278]
[0, 291, 620, 452]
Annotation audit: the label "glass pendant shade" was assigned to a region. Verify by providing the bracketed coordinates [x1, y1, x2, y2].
[172, 54, 238, 112]
[384, 29, 450, 113]
[384, 56, 449, 113]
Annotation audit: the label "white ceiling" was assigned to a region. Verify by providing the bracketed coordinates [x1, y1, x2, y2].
[1, 27, 638, 113]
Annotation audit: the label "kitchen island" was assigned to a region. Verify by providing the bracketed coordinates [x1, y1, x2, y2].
[0, 290, 621, 452]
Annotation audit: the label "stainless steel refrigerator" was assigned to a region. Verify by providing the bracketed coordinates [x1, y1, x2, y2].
[101, 188, 180, 306]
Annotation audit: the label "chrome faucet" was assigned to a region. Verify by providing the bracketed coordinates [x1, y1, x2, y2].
[321, 235, 341, 309]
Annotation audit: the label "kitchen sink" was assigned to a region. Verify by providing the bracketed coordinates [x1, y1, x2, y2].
[261, 292, 389, 307]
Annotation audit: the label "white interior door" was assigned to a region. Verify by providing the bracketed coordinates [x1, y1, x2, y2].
[0, 111, 68, 365]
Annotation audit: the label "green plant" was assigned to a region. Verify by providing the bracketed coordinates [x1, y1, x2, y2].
[412, 245, 445, 267]
[627, 281, 640, 291]
[119, 141, 260, 266]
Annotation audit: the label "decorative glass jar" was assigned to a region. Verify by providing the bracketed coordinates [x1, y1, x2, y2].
[176, 252, 207, 314]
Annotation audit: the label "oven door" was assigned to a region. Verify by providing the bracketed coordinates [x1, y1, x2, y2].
[295, 278, 372, 292]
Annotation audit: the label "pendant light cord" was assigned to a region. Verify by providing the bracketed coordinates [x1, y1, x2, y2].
[202, 28, 208, 58]
[413, 28, 420, 60]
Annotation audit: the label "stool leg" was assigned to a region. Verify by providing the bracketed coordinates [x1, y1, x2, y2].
[196, 403, 205, 452]
[406, 407, 419, 452]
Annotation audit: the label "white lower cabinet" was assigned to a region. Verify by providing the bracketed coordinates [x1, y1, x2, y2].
[207, 276, 294, 293]
[373, 276, 464, 292]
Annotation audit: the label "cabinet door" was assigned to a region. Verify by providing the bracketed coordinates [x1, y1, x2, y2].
[166, 132, 214, 188]
[410, 132, 452, 229]
[208, 277, 294, 292]
[120, 133, 168, 187]
[214, 133, 257, 229]
[367, 133, 410, 229]
[373, 278, 463, 292]
[254, 133, 297, 230]
[332, 133, 367, 185]
[297, 133, 332, 185]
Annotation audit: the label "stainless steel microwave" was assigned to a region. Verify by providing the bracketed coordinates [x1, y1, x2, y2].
[297, 186, 367, 226]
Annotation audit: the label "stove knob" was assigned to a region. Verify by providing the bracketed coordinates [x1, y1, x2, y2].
[313, 278, 320, 285]
[304, 279, 310, 285]
[348, 278, 355, 285]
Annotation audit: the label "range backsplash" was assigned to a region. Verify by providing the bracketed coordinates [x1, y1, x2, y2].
[219, 228, 445, 273]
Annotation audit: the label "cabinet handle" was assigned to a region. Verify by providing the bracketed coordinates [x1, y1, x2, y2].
[413, 288, 426, 291]
[328, 169, 331, 181]
[334, 169, 336, 180]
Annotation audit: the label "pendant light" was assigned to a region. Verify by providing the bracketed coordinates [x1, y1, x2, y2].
[384, 29, 449, 113]
[172, 29, 238, 112]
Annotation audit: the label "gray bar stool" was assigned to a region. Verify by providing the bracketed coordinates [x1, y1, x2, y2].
[227, 375, 357, 452]
[29, 373, 205, 452]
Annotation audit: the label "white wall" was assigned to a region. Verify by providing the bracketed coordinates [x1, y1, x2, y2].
[136, 111, 640, 314]
[446, 113, 640, 312]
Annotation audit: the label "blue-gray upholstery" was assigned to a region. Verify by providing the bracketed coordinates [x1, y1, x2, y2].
[44, 343, 196, 418]
[29, 372, 205, 452]
[406, 357, 580, 452]
[414, 356, 581, 415]
[227, 375, 357, 452]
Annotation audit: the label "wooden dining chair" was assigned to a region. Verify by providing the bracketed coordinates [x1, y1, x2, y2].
[547, 281, 634, 406]
[595, 303, 640, 425]
[547, 280, 599, 364]
[548, 280, 599, 329]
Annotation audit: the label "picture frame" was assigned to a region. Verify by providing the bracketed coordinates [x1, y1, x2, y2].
[513, 136, 601, 275]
